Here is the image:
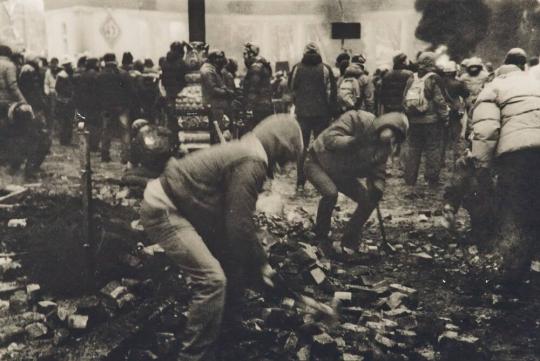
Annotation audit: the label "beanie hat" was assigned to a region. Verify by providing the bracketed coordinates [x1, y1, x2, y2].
[504, 48, 527, 67]
[393, 52, 408, 67]
[244, 42, 260, 57]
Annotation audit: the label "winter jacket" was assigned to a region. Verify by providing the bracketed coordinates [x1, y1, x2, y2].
[380, 68, 413, 112]
[43, 68, 59, 96]
[96, 63, 133, 110]
[200, 62, 231, 111]
[459, 71, 489, 108]
[357, 73, 375, 113]
[471, 65, 540, 166]
[403, 71, 449, 124]
[311, 110, 408, 192]
[55, 70, 74, 104]
[161, 59, 187, 98]
[243, 57, 273, 111]
[19, 63, 45, 111]
[442, 77, 469, 111]
[74, 68, 99, 114]
[158, 115, 303, 269]
[289, 53, 337, 118]
[221, 68, 236, 91]
[0, 56, 25, 107]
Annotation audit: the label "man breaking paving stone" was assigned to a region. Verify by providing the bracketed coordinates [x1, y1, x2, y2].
[305, 111, 408, 253]
[140, 114, 304, 361]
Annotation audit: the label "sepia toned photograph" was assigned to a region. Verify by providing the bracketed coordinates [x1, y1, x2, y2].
[0, 0, 539, 360]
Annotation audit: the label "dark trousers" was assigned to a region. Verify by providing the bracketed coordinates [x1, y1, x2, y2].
[296, 116, 329, 187]
[101, 107, 130, 163]
[404, 122, 444, 186]
[495, 149, 540, 282]
[304, 151, 381, 248]
[56, 100, 75, 145]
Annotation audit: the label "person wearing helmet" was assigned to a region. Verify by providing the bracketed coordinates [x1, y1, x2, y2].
[243, 42, 273, 128]
[458, 56, 489, 118]
[55, 57, 75, 145]
[140, 114, 303, 361]
[440, 61, 470, 167]
[305, 111, 409, 253]
[201, 50, 235, 144]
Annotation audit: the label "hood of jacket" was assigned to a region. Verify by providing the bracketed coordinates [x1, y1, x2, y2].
[252, 114, 303, 166]
[495, 64, 522, 78]
[302, 52, 322, 66]
[373, 112, 409, 143]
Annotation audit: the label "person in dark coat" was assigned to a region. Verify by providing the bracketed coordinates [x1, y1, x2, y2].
[74, 57, 101, 151]
[96, 53, 134, 163]
[140, 115, 303, 361]
[243, 42, 273, 127]
[305, 111, 408, 251]
[380, 53, 413, 113]
[0, 45, 26, 119]
[54, 58, 76, 145]
[161, 43, 188, 135]
[19, 54, 46, 127]
[200, 50, 234, 144]
[289, 42, 337, 191]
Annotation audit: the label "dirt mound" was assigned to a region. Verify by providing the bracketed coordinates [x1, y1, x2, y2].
[0, 193, 141, 297]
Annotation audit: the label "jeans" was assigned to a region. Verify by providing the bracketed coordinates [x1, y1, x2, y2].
[140, 201, 226, 361]
[296, 116, 328, 187]
[101, 107, 130, 163]
[304, 151, 381, 249]
[404, 122, 444, 186]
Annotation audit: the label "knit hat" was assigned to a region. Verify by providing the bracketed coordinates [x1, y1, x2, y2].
[252, 114, 304, 166]
[417, 51, 437, 71]
[304, 42, 320, 55]
[393, 52, 408, 67]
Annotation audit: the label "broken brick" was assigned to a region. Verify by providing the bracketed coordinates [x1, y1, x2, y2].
[9, 290, 28, 313]
[0, 325, 24, 346]
[24, 322, 48, 339]
[283, 332, 298, 352]
[67, 314, 88, 330]
[25, 284, 40, 301]
[37, 301, 57, 314]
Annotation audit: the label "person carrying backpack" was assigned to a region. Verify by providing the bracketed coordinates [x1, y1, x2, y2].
[337, 64, 362, 113]
[402, 52, 449, 187]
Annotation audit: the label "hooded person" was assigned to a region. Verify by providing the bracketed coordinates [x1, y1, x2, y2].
[402, 51, 449, 187]
[289, 42, 337, 192]
[305, 110, 408, 252]
[139, 114, 303, 361]
[458, 56, 489, 114]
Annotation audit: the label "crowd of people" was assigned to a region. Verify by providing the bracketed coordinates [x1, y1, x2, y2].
[2, 39, 540, 361]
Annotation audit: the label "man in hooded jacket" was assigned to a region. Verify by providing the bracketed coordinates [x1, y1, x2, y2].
[289, 42, 337, 191]
[403, 52, 449, 187]
[305, 111, 408, 251]
[140, 114, 303, 361]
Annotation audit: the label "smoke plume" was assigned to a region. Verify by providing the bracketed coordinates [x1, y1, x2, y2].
[414, 0, 491, 61]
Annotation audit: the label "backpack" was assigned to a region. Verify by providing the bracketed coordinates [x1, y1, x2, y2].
[404, 72, 435, 114]
[337, 77, 360, 111]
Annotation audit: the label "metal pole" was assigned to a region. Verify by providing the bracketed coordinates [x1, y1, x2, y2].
[78, 120, 95, 289]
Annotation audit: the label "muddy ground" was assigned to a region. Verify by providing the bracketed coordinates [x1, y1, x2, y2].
[0, 139, 538, 361]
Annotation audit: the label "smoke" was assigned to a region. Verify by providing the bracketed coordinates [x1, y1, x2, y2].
[414, 0, 491, 61]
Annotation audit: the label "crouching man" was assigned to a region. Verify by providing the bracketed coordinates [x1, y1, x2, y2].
[140, 114, 303, 361]
[0, 102, 51, 179]
[305, 110, 408, 251]
[470, 48, 540, 284]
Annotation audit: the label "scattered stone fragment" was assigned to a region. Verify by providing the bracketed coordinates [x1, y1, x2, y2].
[116, 292, 136, 309]
[343, 353, 364, 361]
[375, 333, 396, 348]
[281, 297, 295, 309]
[7, 219, 27, 228]
[9, 290, 28, 313]
[24, 322, 48, 339]
[57, 302, 77, 322]
[53, 328, 70, 346]
[0, 282, 23, 295]
[131, 220, 144, 231]
[0, 325, 24, 346]
[387, 292, 408, 309]
[129, 349, 159, 361]
[531, 260, 540, 272]
[36, 300, 56, 316]
[67, 314, 88, 330]
[155, 332, 176, 355]
[297, 345, 311, 361]
[312, 332, 339, 357]
[341, 323, 369, 334]
[283, 332, 298, 352]
[390, 284, 417, 295]
[101, 281, 128, 300]
[25, 284, 40, 301]
[309, 267, 326, 285]
[142, 244, 165, 256]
